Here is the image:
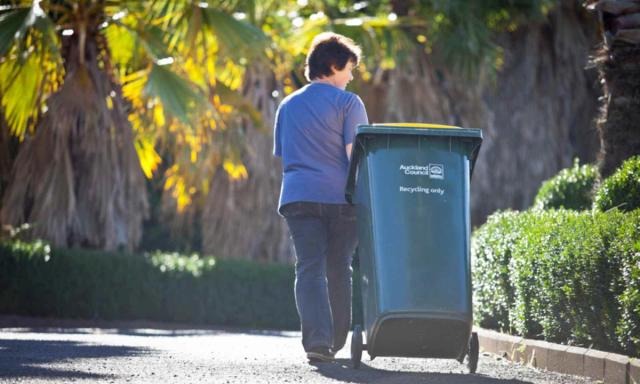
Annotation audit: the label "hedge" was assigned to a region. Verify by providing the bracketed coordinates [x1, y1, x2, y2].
[0, 242, 366, 330]
[0, 243, 300, 330]
[472, 208, 640, 357]
[533, 159, 598, 211]
[594, 155, 640, 213]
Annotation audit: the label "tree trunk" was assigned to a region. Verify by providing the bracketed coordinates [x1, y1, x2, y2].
[360, 1, 601, 225]
[201, 65, 291, 263]
[590, 0, 640, 177]
[0, 26, 147, 250]
[594, 44, 640, 177]
[0, 112, 11, 206]
[470, 2, 601, 223]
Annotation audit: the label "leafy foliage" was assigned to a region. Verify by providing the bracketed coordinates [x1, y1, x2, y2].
[0, 237, 371, 328]
[273, 0, 558, 84]
[104, 1, 269, 209]
[533, 159, 599, 211]
[471, 210, 522, 331]
[411, 0, 555, 79]
[0, 0, 269, 222]
[0, 3, 62, 139]
[593, 156, 640, 213]
[0, 0, 565, 220]
[0, 242, 299, 329]
[0, 0, 578, 251]
[472, 209, 640, 357]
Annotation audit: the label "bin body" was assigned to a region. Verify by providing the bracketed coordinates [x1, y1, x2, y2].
[346, 124, 482, 359]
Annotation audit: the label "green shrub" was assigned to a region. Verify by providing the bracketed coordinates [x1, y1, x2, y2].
[533, 159, 598, 211]
[472, 209, 640, 357]
[594, 156, 640, 212]
[0, 244, 299, 330]
[471, 211, 522, 332]
[614, 220, 640, 353]
[515, 210, 626, 350]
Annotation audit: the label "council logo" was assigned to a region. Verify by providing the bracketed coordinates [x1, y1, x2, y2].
[428, 164, 444, 179]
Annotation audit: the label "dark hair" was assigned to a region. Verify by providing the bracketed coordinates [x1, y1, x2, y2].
[304, 32, 361, 81]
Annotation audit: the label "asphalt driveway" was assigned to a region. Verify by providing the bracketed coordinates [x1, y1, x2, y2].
[0, 318, 597, 383]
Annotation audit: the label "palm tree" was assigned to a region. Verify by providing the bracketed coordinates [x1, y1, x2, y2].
[199, 0, 596, 262]
[587, 0, 640, 177]
[0, 110, 12, 205]
[0, 0, 267, 250]
[200, 1, 415, 262]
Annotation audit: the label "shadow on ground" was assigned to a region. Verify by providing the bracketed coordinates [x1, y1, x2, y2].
[0, 339, 149, 380]
[311, 358, 534, 384]
[3, 327, 298, 339]
[0, 315, 298, 338]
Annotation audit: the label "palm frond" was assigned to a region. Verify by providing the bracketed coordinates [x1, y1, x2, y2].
[103, 20, 138, 71]
[135, 135, 162, 178]
[0, 56, 40, 138]
[0, 2, 62, 139]
[145, 63, 205, 124]
[163, 164, 195, 213]
[216, 81, 263, 128]
[199, 6, 269, 59]
[222, 159, 248, 180]
[111, 18, 171, 61]
[0, 7, 30, 57]
[287, 17, 328, 57]
[121, 69, 147, 109]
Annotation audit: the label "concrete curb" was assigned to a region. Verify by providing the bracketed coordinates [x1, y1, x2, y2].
[477, 327, 638, 383]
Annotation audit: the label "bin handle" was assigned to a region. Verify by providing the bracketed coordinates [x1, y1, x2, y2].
[345, 138, 364, 205]
[467, 138, 483, 179]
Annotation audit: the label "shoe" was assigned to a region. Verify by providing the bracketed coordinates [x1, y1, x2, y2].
[307, 346, 334, 363]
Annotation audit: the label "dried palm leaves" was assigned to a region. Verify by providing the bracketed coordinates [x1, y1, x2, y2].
[0, 42, 147, 250]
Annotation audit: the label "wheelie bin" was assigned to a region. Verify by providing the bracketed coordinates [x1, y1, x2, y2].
[345, 123, 483, 373]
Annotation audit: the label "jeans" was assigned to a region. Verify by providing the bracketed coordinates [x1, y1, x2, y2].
[281, 202, 358, 352]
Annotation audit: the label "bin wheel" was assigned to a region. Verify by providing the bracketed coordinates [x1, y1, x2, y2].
[467, 331, 479, 374]
[351, 325, 363, 369]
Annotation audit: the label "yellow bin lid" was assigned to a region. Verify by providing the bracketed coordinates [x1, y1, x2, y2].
[373, 123, 461, 129]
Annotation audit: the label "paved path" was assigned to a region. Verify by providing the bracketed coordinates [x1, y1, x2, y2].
[0, 324, 598, 383]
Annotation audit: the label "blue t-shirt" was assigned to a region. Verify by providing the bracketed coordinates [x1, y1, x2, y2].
[273, 82, 369, 212]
